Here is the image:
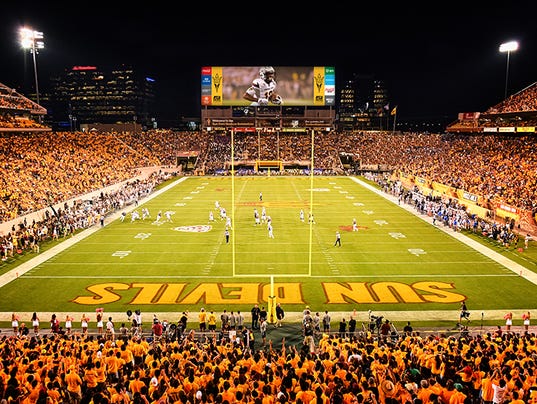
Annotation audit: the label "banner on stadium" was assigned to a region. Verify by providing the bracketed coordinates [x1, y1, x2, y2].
[458, 112, 481, 120]
[281, 128, 307, 132]
[431, 182, 458, 198]
[498, 204, 518, 214]
[460, 191, 479, 203]
[495, 205, 520, 221]
[516, 127, 535, 132]
[233, 127, 256, 132]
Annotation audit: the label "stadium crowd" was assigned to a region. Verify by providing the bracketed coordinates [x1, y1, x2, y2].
[0, 115, 48, 130]
[2, 130, 536, 224]
[485, 83, 537, 114]
[0, 317, 536, 403]
[0, 132, 160, 223]
[1, 129, 536, 261]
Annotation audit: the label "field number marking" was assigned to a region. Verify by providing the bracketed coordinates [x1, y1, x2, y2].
[112, 251, 131, 259]
[408, 248, 427, 256]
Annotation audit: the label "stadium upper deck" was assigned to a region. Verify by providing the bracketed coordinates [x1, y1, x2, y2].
[0, 81, 48, 131]
[446, 81, 537, 134]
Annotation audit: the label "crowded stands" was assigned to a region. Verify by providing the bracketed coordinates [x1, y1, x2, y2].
[1, 130, 535, 230]
[0, 317, 536, 403]
[0, 82, 47, 131]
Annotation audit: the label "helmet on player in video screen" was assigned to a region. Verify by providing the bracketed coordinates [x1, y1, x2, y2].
[259, 66, 275, 82]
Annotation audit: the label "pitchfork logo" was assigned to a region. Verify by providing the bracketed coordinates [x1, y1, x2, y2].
[314, 73, 324, 92]
[213, 73, 222, 92]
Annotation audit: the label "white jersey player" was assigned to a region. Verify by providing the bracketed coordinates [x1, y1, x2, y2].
[142, 208, 150, 220]
[268, 223, 274, 238]
[165, 211, 173, 222]
[131, 210, 140, 222]
[243, 66, 283, 106]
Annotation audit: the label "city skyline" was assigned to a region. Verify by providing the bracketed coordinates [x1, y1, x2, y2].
[1, 5, 536, 123]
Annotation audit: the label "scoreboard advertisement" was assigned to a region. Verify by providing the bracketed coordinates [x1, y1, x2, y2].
[201, 66, 335, 107]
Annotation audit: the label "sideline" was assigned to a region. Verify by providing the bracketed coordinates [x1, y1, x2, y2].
[0, 176, 188, 291]
[350, 177, 537, 285]
[0, 311, 530, 337]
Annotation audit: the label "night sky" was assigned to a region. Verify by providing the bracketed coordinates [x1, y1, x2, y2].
[1, 4, 537, 123]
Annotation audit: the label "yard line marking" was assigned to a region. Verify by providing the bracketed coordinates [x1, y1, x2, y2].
[203, 236, 222, 274]
[38, 260, 496, 265]
[320, 248, 339, 274]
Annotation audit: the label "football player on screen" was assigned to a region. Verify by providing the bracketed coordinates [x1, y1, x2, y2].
[243, 66, 283, 106]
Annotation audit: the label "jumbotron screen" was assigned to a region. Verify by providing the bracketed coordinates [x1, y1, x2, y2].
[201, 66, 335, 107]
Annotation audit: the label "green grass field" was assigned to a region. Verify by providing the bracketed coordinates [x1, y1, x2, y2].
[1, 175, 536, 327]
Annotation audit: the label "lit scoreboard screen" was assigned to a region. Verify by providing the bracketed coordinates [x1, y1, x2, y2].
[201, 66, 335, 107]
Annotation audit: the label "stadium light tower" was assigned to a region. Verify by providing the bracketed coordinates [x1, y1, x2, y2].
[19, 27, 44, 106]
[499, 40, 518, 100]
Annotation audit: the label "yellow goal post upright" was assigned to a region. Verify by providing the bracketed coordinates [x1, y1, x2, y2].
[308, 128, 315, 277]
[268, 275, 277, 324]
[230, 129, 236, 277]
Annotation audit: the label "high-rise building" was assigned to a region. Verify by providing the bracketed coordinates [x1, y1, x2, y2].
[337, 80, 356, 130]
[372, 80, 389, 114]
[336, 74, 389, 130]
[48, 65, 155, 131]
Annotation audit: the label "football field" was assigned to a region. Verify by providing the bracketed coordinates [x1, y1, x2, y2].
[1, 175, 536, 326]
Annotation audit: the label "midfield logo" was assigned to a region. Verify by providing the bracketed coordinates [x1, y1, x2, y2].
[173, 225, 212, 233]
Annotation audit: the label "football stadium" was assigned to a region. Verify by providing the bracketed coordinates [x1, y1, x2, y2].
[1, 65, 537, 402]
